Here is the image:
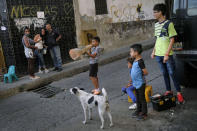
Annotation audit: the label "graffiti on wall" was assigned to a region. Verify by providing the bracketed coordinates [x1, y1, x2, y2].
[14, 18, 46, 30]
[5, 0, 77, 75]
[10, 3, 74, 30]
[110, 3, 148, 22]
[11, 5, 58, 19]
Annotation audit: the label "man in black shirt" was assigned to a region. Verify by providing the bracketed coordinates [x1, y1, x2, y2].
[45, 24, 62, 72]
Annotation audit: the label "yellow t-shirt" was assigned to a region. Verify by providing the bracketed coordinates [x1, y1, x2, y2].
[155, 20, 177, 56]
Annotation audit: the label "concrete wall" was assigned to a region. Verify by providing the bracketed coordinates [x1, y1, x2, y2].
[74, 0, 164, 51]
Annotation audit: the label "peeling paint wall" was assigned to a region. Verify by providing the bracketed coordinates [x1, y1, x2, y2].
[78, 0, 164, 22]
[74, 0, 165, 50]
[108, 0, 164, 22]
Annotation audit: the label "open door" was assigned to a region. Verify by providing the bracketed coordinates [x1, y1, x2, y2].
[81, 29, 97, 46]
[0, 40, 6, 80]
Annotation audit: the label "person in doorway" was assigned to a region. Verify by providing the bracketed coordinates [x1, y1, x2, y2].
[22, 27, 40, 80]
[34, 28, 49, 74]
[45, 24, 62, 72]
[151, 3, 184, 103]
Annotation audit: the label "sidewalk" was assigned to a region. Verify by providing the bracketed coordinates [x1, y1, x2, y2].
[0, 38, 155, 99]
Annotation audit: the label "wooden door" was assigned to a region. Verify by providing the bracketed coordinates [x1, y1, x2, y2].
[0, 40, 6, 76]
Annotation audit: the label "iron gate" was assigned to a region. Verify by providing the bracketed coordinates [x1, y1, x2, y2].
[0, 0, 77, 75]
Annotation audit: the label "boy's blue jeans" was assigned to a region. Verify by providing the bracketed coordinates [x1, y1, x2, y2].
[49, 45, 62, 68]
[155, 55, 181, 92]
[122, 85, 136, 103]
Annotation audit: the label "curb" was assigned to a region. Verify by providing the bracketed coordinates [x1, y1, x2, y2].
[0, 42, 154, 99]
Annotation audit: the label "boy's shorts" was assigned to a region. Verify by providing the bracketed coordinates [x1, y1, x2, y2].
[89, 63, 98, 77]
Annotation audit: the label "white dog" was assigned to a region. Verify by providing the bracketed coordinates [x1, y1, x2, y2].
[70, 87, 113, 129]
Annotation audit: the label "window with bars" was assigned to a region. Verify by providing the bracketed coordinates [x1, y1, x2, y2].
[94, 0, 108, 15]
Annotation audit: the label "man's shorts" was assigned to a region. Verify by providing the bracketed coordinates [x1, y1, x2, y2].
[89, 63, 98, 77]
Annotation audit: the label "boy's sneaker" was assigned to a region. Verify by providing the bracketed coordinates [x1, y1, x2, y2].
[129, 103, 137, 110]
[131, 111, 139, 118]
[136, 114, 147, 121]
[164, 91, 173, 96]
[177, 93, 185, 104]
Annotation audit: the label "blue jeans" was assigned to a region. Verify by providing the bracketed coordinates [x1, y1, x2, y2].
[34, 49, 46, 69]
[122, 85, 136, 103]
[49, 45, 62, 68]
[155, 56, 181, 92]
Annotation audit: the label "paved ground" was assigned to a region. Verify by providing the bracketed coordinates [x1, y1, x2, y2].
[0, 49, 196, 131]
[0, 39, 154, 99]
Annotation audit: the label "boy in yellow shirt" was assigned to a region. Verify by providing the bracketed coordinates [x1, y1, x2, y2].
[151, 3, 184, 103]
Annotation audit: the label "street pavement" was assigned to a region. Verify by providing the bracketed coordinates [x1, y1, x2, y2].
[0, 38, 154, 99]
[0, 49, 197, 131]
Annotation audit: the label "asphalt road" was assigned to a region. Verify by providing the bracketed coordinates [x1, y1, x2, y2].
[0, 49, 196, 131]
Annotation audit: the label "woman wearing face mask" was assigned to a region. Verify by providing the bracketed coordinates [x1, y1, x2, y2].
[22, 27, 40, 80]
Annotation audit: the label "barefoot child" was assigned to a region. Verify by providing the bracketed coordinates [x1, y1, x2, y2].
[87, 36, 101, 95]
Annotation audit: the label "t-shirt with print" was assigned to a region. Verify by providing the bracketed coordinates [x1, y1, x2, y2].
[155, 20, 177, 56]
[89, 46, 100, 64]
[130, 59, 146, 89]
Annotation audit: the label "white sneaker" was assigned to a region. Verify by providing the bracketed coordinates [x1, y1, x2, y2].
[44, 68, 49, 73]
[129, 103, 137, 110]
[38, 69, 43, 74]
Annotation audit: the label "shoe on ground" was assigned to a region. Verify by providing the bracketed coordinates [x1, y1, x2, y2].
[53, 67, 58, 71]
[164, 91, 173, 96]
[129, 103, 137, 110]
[136, 114, 147, 121]
[30, 76, 40, 80]
[132, 111, 140, 118]
[38, 69, 43, 74]
[44, 68, 49, 73]
[57, 68, 63, 72]
[177, 93, 185, 104]
[93, 90, 101, 95]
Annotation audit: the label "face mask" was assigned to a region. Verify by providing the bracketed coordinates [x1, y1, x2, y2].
[25, 34, 29, 37]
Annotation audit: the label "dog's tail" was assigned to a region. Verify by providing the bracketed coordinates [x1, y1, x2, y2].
[102, 88, 108, 101]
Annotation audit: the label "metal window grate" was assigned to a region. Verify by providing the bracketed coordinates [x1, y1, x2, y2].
[94, 0, 108, 15]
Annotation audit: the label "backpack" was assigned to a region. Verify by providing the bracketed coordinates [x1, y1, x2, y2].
[159, 20, 171, 37]
[160, 20, 182, 50]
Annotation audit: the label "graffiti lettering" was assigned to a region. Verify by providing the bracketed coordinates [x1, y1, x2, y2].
[11, 5, 22, 18]
[64, 3, 73, 16]
[51, 6, 58, 16]
[14, 18, 47, 30]
[10, 5, 58, 19]
[110, 4, 138, 22]
[110, 2, 154, 22]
